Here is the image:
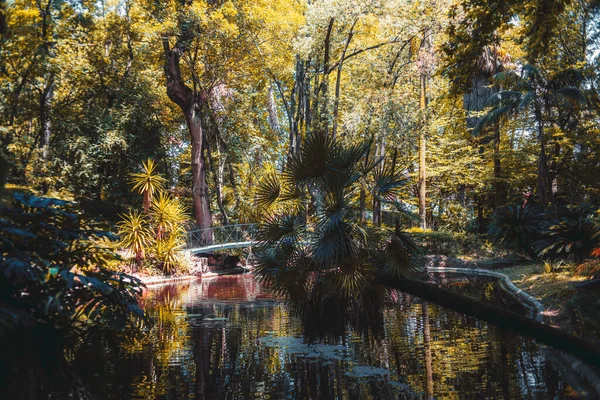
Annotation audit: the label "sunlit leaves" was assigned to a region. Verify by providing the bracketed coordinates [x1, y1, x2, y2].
[129, 159, 167, 211]
[117, 210, 152, 261]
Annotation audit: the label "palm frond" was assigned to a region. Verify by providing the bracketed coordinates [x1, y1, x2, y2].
[556, 87, 585, 107]
[286, 130, 333, 185]
[255, 172, 281, 208]
[473, 104, 515, 136]
[371, 166, 407, 202]
[492, 71, 528, 89]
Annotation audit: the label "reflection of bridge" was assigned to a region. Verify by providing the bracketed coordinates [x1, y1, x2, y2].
[186, 224, 258, 254]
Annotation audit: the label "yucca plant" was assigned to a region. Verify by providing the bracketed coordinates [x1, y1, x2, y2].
[150, 192, 187, 240]
[153, 234, 184, 275]
[117, 210, 152, 265]
[253, 130, 422, 341]
[129, 158, 167, 211]
[488, 204, 544, 257]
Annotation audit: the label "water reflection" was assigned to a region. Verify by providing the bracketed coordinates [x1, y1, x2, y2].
[67, 275, 576, 399]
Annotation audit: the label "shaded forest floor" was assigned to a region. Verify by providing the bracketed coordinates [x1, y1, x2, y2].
[500, 264, 600, 347]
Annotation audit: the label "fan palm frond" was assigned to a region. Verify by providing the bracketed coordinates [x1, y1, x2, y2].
[556, 87, 585, 107]
[255, 172, 281, 209]
[371, 165, 406, 202]
[286, 130, 333, 185]
[473, 104, 515, 136]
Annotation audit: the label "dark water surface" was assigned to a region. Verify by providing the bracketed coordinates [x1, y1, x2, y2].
[73, 275, 580, 399]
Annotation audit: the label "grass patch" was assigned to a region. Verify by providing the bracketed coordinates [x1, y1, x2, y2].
[500, 263, 600, 346]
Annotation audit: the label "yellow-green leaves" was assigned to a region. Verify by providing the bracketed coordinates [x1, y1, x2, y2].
[129, 158, 167, 211]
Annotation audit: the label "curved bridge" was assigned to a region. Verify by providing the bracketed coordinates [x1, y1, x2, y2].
[186, 224, 258, 254]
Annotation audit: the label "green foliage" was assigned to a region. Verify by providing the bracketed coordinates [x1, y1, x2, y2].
[130, 158, 167, 211]
[488, 204, 544, 257]
[152, 234, 185, 276]
[118, 160, 188, 275]
[0, 192, 147, 340]
[407, 228, 491, 258]
[254, 130, 423, 341]
[537, 215, 600, 264]
[117, 210, 152, 262]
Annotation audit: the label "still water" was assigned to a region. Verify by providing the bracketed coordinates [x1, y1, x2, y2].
[75, 275, 579, 399]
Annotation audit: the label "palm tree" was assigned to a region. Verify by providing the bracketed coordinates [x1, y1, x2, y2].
[475, 65, 585, 212]
[253, 130, 423, 341]
[129, 158, 167, 212]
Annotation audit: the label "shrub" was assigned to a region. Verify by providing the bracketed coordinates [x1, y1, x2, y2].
[536, 215, 600, 264]
[488, 204, 544, 257]
[0, 193, 146, 339]
[406, 228, 491, 258]
[118, 159, 189, 275]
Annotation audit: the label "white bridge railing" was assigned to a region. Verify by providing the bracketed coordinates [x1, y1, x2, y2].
[186, 223, 258, 253]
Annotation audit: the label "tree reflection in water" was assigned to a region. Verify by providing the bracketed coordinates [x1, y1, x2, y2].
[0, 274, 579, 399]
[61, 276, 575, 399]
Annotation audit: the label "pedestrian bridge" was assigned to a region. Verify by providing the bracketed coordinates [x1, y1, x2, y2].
[186, 224, 258, 254]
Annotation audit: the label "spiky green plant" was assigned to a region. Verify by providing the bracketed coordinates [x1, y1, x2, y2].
[488, 204, 544, 257]
[153, 234, 184, 275]
[150, 192, 187, 241]
[117, 210, 152, 264]
[537, 215, 600, 264]
[253, 130, 422, 341]
[129, 158, 167, 211]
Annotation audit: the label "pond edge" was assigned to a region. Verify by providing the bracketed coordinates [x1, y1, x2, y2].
[428, 266, 600, 396]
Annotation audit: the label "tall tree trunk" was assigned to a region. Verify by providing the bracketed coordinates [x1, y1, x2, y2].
[187, 108, 212, 231]
[318, 18, 334, 131]
[418, 72, 427, 230]
[359, 188, 366, 224]
[206, 139, 229, 225]
[163, 40, 213, 233]
[39, 76, 54, 194]
[373, 137, 385, 227]
[534, 101, 550, 207]
[493, 122, 506, 209]
[39, 77, 54, 162]
[267, 84, 280, 134]
[332, 19, 357, 141]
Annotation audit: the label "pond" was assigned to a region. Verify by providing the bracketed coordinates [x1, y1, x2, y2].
[65, 274, 583, 399]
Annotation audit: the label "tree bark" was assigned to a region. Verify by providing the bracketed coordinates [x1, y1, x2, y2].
[163, 39, 213, 232]
[493, 122, 506, 209]
[39, 76, 54, 162]
[359, 188, 366, 224]
[332, 19, 357, 141]
[418, 72, 427, 230]
[318, 18, 334, 131]
[534, 101, 550, 207]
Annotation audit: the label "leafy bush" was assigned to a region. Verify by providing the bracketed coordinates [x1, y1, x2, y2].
[0, 193, 147, 340]
[118, 159, 188, 275]
[488, 204, 544, 257]
[406, 228, 491, 258]
[536, 215, 600, 264]
[439, 203, 471, 233]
